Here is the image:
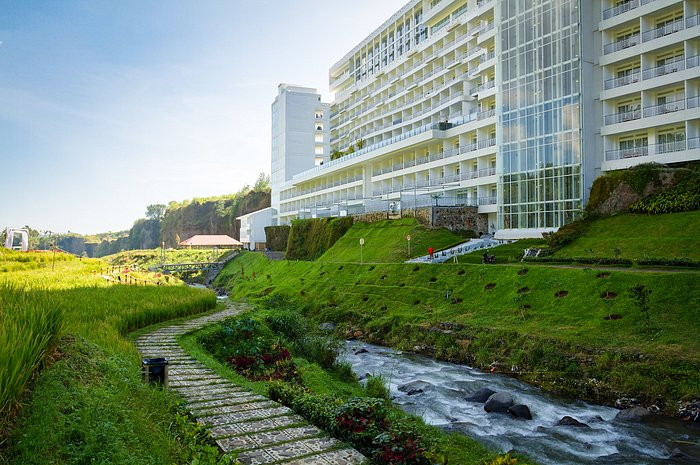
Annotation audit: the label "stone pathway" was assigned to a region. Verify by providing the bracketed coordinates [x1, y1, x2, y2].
[135, 306, 365, 465]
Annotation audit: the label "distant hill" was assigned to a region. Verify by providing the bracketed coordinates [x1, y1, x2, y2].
[45, 177, 270, 257]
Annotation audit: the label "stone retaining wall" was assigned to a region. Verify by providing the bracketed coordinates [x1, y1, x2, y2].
[433, 206, 488, 233]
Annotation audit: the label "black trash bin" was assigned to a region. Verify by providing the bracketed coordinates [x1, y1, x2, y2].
[142, 357, 169, 387]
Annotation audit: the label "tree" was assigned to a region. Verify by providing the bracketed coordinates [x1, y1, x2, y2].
[253, 172, 271, 192]
[145, 204, 166, 220]
[629, 284, 652, 331]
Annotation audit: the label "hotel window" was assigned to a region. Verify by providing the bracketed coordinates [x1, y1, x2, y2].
[316, 123, 323, 131]
[315, 134, 324, 143]
[315, 146, 324, 155]
[315, 111, 323, 119]
[656, 11, 683, 28]
[657, 127, 685, 152]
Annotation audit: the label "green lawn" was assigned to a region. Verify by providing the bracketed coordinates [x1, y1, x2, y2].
[318, 218, 468, 263]
[554, 210, 700, 260]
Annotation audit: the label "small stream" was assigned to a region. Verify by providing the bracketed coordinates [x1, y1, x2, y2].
[342, 341, 700, 465]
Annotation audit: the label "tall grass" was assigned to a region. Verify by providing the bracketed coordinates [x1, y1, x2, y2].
[0, 283, 62, 418]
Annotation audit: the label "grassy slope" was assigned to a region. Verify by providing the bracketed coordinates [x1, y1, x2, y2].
[1, 255, 218, 464]
[221, 253, 699, 357]
[554, 210, 700, 260]
[217, 243, 700, 409]
[318, 218, 467, 263]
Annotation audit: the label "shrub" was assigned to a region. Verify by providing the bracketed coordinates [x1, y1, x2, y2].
[485, 454, 530, 465]
[373, 425, 432, 465]
[364, 374, 391, 402]
[297, 335, 341, 370]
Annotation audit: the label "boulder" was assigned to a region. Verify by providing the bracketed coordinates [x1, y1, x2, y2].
[465, 387, 497, 403]
[670, 448, 695, 461]
[319, 322, 336, 332]
[484, 392, 515, 413]
[615, 397, 639, 410]
[354, 348, 369, 355]
[353, 330, 364, 338]
[398, 380, 433, 396]
[615, 406, 651, 422]
[556, 416, 589, 428]
[507, 404, 532, 420]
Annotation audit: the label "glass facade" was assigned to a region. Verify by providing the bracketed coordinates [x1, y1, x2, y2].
[498, 0, 583, 230]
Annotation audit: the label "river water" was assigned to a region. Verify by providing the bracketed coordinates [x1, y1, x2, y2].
[341, 341, 700, 465]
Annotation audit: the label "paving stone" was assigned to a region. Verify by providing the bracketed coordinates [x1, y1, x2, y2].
[212, 415, 303, 438]
[191, 400, 278, 416]
[186, 395, 267, 411]
[254, 436, 340, 462]
[235, 448, 275, 465]
[308, 449, 365, 465]
[199, 406, 294, 426]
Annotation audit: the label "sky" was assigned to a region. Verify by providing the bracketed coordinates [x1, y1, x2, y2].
[0, 0, 407, 234]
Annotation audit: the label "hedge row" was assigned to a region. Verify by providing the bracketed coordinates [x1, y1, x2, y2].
[285, 217, 354, 261]
[264, 225, 290, 252]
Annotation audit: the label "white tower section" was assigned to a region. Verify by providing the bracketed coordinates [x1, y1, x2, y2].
[271, 84, 330, 225]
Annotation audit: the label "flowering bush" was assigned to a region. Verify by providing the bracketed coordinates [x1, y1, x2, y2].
[373, 427, 433, 465]
[334, 397, 388, 434]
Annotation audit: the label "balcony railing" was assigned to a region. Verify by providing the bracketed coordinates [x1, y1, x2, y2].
[603, 33, 639, 54]
[603, 0, 639, 20]
[604, 108, 641, 125]
[643, 98, 685, 118]
[641, 56, 685, 80]
[689, 137, 700, 150]
[642, 17, 684, 42]
[478, 196, 497, 206]
[688, 13, 700, 28]
[604, 69, 640, 90]
[688, 95, 700, 109]
[605, 56, 698, 92]
[605, 140, 687, 161]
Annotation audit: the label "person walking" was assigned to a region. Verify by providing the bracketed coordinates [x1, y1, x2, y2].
[428, 246, 434, 260]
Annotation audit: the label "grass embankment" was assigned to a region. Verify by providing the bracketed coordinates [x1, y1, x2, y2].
[318, 218, 469, 263]
[216, 251, 700, 411]
[553, 210, 700, 261]
[0, 252, 225, 464]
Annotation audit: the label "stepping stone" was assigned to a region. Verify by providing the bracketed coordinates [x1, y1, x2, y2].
[187, 395, 266, 410]
[240, 437, 342, 463]
[198, 406, 294, 426]
[217, 424, 322, 452]
[191, 400, 277, 416]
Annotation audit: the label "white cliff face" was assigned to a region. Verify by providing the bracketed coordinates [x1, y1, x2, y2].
[342, 341, 700, 465]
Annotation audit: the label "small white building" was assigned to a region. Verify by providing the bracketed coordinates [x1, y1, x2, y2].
[237, 208, 273, 251]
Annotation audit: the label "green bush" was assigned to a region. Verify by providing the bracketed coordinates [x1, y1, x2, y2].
[629, 170, 700, 214]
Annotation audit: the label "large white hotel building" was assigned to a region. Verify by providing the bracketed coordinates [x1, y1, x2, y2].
[272, 0, 700, 239]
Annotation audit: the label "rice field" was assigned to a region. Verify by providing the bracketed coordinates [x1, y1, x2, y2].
[0, 251, 216, 436]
